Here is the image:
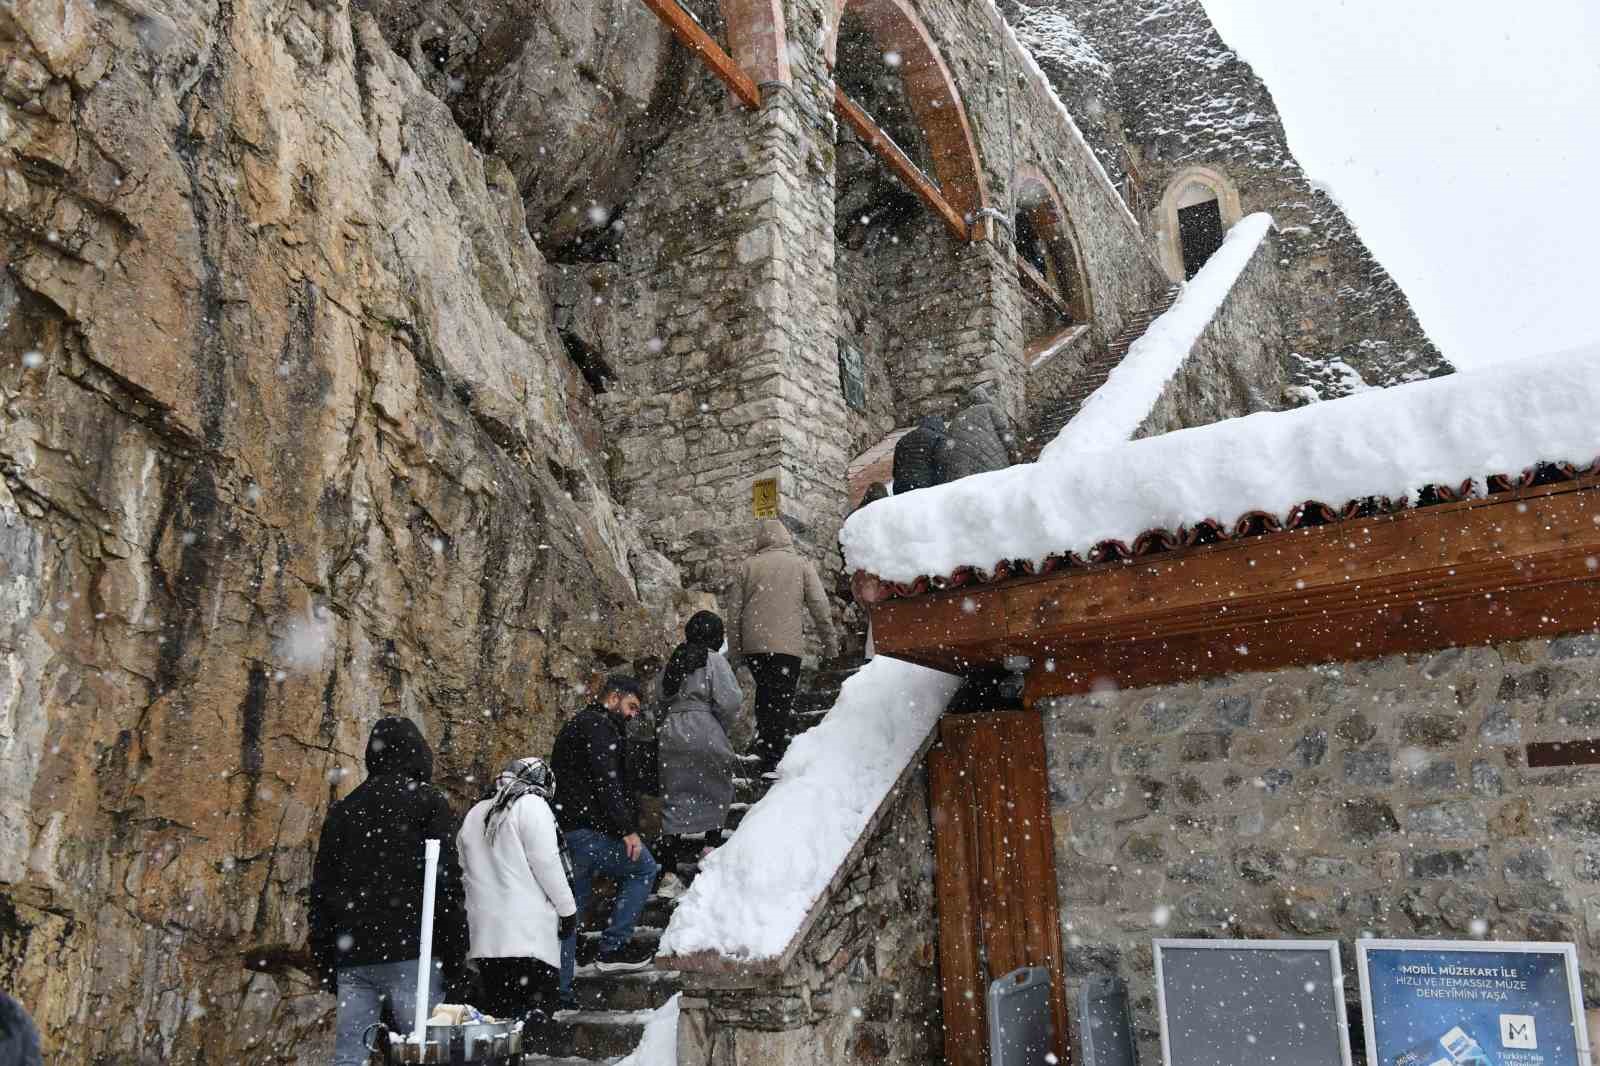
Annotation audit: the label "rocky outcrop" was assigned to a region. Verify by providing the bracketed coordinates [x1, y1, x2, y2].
[0, 1, 681, 1061]
[362, 0, 682, 254]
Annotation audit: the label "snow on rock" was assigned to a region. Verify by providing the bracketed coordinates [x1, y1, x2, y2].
[615, 994, 680, 1066]
[1041, 212, 1273, 458]
[842, 347, 1600, 585]
[657, 658, 961, 961]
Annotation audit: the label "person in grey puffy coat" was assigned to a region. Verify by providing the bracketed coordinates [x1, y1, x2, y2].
[941, 384, 1019, 482]
[655, 611, 742, 876]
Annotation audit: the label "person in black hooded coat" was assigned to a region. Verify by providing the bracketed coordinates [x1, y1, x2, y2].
[891, 415, 948, 494]
[308, 717, 468, 1066]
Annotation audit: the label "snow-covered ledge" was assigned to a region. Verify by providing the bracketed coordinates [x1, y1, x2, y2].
[1041, 212, 1276, 459]
[843, 346, 1600, 587]
[656, 657, 962, 972]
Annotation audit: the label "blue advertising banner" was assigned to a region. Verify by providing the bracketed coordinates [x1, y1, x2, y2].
[1357, 940, 1588, 1066]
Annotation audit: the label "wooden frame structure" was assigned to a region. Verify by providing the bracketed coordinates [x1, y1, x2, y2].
[636, 0, 987, 242]
[870, 475, 1600, 700]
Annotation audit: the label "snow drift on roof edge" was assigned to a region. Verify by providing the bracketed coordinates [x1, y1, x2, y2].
[842, 347, 1600, 585]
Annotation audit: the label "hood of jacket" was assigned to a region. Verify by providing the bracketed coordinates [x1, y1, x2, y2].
[962, 384, 994, 408]
[754, 518, 794, 553]
[916, 414, 947, 435]
[365, 716, 434, 781]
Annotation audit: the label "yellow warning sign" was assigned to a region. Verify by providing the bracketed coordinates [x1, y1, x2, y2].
[752, 478, 779, 518]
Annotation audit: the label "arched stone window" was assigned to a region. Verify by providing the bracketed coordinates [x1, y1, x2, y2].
[826, 0, 990, 230]
[1013, 168, 1091, 346]
[1157, 166, 1243, 282]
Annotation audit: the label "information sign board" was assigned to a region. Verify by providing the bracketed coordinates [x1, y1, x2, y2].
[1357, 939, 1588, 1066]
[751, 478, 779, 518]
[1154, 938, 1353, 1066]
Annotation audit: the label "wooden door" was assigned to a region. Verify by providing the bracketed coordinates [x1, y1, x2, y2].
[929, 712, 1070, 1066]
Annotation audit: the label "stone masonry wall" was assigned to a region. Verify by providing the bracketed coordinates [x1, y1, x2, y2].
[1137, 225, 1287, 438]
[1040, 628, 1600, 1065]
[676, 770, 943, 1066]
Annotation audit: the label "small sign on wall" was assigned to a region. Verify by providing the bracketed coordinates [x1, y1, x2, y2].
[1357, 939, 1589, 1066]
[838, 340, 866, 411]
[752, 478, 779, 518]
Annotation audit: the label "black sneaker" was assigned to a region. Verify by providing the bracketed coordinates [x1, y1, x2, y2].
[594, 939, 655, 973]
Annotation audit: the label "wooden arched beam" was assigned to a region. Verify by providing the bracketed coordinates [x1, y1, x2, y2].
[721, 0, 790, 85]
[1013, 164, 1093, 324]
[828, 0, 990, 227]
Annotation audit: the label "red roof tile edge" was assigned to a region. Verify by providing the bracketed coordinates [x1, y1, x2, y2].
[849, 458, 1600, 606]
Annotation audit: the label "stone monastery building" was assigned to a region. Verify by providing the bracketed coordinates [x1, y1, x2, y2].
[5, 0, 1592, 1064]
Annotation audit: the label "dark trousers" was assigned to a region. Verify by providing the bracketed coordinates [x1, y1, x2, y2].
[477, 956, 559, 1048]
[746, 652, 802, 771]
[656, 829, 724, 875]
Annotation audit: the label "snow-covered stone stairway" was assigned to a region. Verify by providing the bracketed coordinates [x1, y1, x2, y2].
[1023, 284, 1182, 459]
[550, 653, 865, 1062]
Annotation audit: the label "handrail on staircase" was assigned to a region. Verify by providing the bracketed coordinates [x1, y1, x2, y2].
[638, 0, 762, 108]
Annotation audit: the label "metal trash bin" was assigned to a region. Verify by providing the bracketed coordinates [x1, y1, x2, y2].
[364, 1020, 524, 1065]
[1078, 974, 1138, 1066]
[988, 966, 1057, 1066]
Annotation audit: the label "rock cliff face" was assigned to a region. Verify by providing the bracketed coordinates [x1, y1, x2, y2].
[0, 1, 679, 1061]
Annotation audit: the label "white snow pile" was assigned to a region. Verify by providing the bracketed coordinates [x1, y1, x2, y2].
[658, 657, 961, 961]
[1041, 213, 1273, 459]
[615, 994, 680, 1066]
[842, 346, 1600, 585]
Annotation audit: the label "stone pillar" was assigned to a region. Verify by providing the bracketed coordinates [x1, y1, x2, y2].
[601, 0, 850, 593]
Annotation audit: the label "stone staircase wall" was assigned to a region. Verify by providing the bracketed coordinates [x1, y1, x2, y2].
[673, 770, 943, 1066]
[1131, 226, 1287, 439]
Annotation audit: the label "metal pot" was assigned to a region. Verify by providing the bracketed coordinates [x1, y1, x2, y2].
[363, 1019, 523, 1064]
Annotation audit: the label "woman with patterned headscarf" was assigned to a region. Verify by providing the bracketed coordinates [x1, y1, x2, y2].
[457, 757, 577, 1047]
[655, 610, 743, 890]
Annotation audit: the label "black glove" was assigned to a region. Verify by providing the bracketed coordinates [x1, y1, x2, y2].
[558, 913, 578, 941]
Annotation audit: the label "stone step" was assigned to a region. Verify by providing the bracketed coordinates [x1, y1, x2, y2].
[577, 925, 662, 953]
[550, 1008, 651, 1060]
[568, 968, 682, 1012]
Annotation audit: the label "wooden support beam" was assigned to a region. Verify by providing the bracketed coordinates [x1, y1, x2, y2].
[1017, 256, 1071, 319]
[868, 476, 1600, 695]
[640, 0, 762, 109]
[834, 86, 970, 242]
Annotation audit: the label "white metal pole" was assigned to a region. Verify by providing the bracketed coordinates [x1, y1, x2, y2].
[412, 838, 440, 1045]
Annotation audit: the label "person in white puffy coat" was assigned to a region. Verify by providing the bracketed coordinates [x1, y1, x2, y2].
[457, 757, 578, 1045]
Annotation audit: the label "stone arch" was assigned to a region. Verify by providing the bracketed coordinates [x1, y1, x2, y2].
[1013, 166, 1093, 329]
[826, 0, 990, 224]
[1157, 165, 1243, 282]
[721, 0, 790, 85]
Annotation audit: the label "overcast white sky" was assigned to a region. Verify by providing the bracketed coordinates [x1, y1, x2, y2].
[1200, 0, 1600, 370]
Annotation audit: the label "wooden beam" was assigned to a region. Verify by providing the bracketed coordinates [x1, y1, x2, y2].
[834, 86, 970, 242]
[1526, 740, 1600, 769]
[867, 476, 1600, 693]
[640, 0, 762, 109]
[1017, 256, 1071, 319]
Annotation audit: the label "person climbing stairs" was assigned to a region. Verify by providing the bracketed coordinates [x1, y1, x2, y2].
[548, 650, 866, 1062]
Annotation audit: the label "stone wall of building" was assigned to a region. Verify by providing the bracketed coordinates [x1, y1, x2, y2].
[1040, 629, 1600, 1065]
[1009, 0, 1450, 396]
[1137, 226, 1287, 438]
[676, 770, 944, 1066]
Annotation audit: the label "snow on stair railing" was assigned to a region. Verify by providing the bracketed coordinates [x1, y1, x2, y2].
[1039, 213, 1275, 461]
[655, 658, 961, 968]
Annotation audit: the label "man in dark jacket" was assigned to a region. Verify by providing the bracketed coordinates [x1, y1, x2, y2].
[309, 717, 468, 1066]
[551, 675, 661, 1005]
[891, 415, 947, 494]
[0, 993, 42, 1066]
[942, 384, 1019, 482]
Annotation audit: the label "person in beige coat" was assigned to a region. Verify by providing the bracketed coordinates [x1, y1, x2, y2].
[726, 519, 839, 774]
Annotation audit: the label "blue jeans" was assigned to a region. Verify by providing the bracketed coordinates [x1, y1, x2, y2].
[331, 959, 443, 1066]
[558, 828, 661, 997]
